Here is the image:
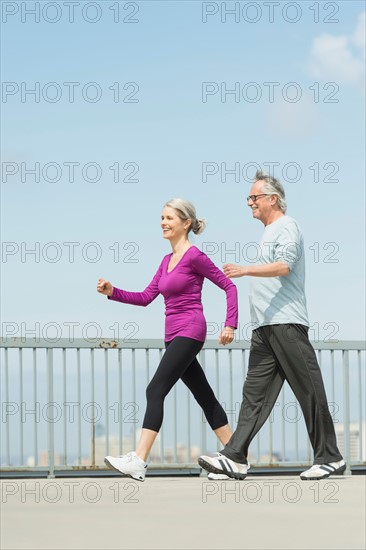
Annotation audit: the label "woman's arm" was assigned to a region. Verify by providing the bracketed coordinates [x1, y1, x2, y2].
[97, 261, 163, 307]
[191, 251, 238, 331]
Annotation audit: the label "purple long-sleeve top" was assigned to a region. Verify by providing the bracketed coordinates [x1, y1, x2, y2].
[108, 245, 238, 342]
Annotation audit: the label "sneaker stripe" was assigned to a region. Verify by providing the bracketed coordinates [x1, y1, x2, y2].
[218, 458, 234, 473]
[319, 464, 336, 473]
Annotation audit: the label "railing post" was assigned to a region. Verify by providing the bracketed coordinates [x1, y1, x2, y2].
[200, 350, 207, 458]
[4, 348, 10, 465]
[47, 348, 55, 478]
[358, 351, 363, 463]
[19, 349, 24, 465]
[342, 350, 351, 475]
[91, 349, 96, 467]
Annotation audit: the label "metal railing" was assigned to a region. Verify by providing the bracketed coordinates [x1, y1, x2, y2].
[1, 338, 365, 477]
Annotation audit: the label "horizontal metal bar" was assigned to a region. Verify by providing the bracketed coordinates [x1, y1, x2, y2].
[1, 337, 365, 350]
[1, 462, 365, 476]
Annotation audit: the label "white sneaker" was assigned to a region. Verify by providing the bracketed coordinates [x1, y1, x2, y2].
[104, 452, 148, 482]
[207, 472, 230, 480]
[198, 453, 249, 480]
[300, 459, 346, 480]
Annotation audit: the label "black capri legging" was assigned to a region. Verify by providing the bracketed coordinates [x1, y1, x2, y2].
[142, 336, 228, 432]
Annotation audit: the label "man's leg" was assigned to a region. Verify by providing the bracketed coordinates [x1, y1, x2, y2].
[198, 328, 284, 478]
[263, 324, 343, 465]
[220, 327, 285, 464]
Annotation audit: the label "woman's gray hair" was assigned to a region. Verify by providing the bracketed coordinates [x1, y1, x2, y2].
[164, 198, 206, 235]
[254, 170, 287, 213]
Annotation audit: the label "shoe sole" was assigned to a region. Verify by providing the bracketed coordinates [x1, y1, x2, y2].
[300, 463, 347, 481]
[198, 457, 247, 480]
[104, 457, 145, 482]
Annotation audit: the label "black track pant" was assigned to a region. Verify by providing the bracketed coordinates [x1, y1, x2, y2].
[221, 324, 343, 465]
[142, 336, 228, 432]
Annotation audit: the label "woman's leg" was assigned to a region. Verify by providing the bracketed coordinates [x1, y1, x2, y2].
[136, 347, 232, 459]
[180, 357, 232, 443]
[136, 337, 203, 460]
[214, 424, 233, 446]
[135, 428, 159, 462]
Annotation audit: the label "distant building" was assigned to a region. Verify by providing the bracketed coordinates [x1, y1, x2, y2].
[93, 430, 200, 465]
[249, 452, 283, 465]
[335, 422, 366, 462]
[26, 451, 62, 467]
[94, 435, 133, 465]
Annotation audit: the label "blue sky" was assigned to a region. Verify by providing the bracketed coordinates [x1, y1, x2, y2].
[1, 0, 365, 342]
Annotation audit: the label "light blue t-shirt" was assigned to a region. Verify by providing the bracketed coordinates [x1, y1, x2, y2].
[249, 215, 309, 327]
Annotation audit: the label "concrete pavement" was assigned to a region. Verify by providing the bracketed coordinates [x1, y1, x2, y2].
[1, 475, 365, 550]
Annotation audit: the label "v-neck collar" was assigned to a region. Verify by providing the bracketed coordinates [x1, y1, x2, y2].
[166, 246, 195, 274]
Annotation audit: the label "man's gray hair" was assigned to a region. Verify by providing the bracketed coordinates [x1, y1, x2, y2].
[254, 170, 287, 213]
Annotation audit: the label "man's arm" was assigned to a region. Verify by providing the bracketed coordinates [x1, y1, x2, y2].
[223, 262, 290, 278]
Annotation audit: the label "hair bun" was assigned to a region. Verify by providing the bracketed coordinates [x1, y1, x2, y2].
[193, 218, 206, 235]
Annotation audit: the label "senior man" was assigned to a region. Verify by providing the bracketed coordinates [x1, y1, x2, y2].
[199, 171, 345, 481]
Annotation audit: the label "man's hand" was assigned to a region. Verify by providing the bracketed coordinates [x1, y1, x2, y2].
[223, 264, 246, 278]
[219, 326, 235, 345]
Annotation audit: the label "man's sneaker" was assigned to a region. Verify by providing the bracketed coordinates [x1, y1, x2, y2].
[300, 459, 346, 480]
[207, 472, 230, 480]
[198, 453, 249, 480]
[104, 452, 147, 482]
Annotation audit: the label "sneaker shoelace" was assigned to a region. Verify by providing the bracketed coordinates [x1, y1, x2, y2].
[118, 453, 134, 462]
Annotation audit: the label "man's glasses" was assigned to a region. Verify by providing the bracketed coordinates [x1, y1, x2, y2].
[246, 194, 271, 202]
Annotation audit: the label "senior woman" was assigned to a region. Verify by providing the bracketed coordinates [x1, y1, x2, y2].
[97, 199, 238, 481]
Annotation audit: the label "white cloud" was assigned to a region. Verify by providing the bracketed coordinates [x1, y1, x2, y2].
[351, 12, 366, 53]
[308, 12, 365, 86]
